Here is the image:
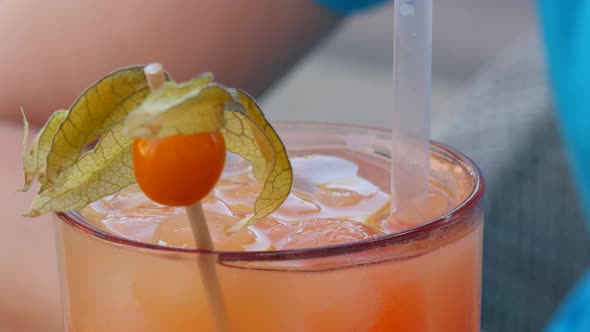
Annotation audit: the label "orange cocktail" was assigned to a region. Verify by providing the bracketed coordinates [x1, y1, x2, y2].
[54, 123, 483, 332]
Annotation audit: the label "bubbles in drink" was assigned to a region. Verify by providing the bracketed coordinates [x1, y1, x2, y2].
[81, 153, 454, 251]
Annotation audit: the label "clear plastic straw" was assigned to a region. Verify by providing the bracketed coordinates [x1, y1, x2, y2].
[391, 0, 432, 214]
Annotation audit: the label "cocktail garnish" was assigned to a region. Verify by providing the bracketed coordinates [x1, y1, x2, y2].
[21, 65, 292, 228]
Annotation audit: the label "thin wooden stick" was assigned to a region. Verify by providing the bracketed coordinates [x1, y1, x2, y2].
[185, 203, 230, 332]
[144, 63, 166, 92]
[144, 63, 230, 332]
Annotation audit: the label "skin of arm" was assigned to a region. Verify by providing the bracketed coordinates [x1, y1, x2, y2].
[0, 1, 340, 330]
[0, 0, 341, 125]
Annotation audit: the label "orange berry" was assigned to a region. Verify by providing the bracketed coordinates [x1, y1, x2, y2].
[133, 132, 226, 206]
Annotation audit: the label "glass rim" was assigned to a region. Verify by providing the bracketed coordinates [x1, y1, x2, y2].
[56, 122, 484, 262]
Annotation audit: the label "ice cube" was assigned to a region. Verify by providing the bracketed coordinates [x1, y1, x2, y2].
[84, 184, 183, 242]
[243, 223, 273, 251]
[220, 152, 252, 178]
[96, 184, 168, 211]
[247, 218, 300, 250]
[315, 187, 366, 207]
[150, 214, 194, 248]
[272, 192, 322, 222]
[201, 195, 238, 222]
[151, 210, 259, 251]
[214, 153, 258, 215]
[214, 166, 260, 217]
[320, 176, 380, 196]
[214, 182, 259, 216]
[291, 155, 359, 194]
[264, 155, 391, 225]
[278, 218, 384, 250]
[101, 213, 166, 243]
[387, 185, 454, 227]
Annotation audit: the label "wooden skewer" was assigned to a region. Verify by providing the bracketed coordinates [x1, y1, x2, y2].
[144, 63, 166, 92]
[144, 63, 230, 332]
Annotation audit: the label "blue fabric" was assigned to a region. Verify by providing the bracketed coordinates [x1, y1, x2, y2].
[545, 269, 590, 332]
[537, 1, 590, 331]
[315, 0, 388, 14]
[538, 0, 590, 225]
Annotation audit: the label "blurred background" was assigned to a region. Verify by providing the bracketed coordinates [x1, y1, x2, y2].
[262, 0, 535, 136]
